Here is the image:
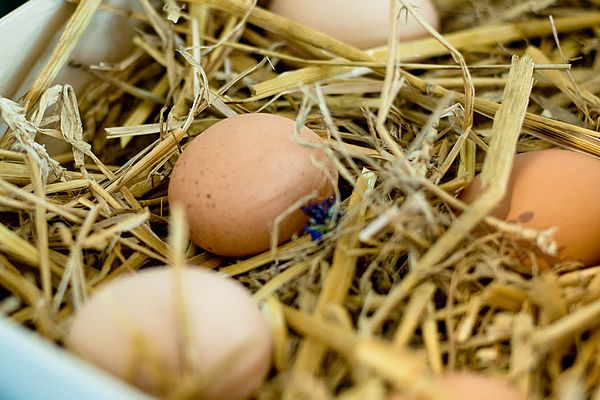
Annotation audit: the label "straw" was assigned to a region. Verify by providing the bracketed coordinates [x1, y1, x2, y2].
[2, 1, 600, 398]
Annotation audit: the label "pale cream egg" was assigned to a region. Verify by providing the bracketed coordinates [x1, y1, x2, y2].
[269, 0, 440, 49]
[67, 267, 272, 400]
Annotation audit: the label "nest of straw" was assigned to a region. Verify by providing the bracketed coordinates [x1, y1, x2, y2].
[2, 0, 600, 398]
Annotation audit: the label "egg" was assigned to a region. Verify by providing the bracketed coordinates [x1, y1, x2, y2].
[389, 372, 525, 400]
[168, 113, 336, 257]
[67, 267, 272, 400]
[269, 0, 440, 50]
[460, 149, 600, 267]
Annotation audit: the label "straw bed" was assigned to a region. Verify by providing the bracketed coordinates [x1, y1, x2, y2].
[2, 0, 600, 399]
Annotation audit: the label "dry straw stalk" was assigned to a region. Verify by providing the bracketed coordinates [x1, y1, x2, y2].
[2, 0, 600, 399]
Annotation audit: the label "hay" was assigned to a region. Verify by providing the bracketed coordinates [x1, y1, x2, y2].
[2, 0, 600, 398]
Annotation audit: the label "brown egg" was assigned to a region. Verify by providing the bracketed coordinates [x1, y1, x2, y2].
[460, 149, 600, 267]
[389, 372, 524, 400]
[269, 0, 440, 50]
[168, 113, 336, 257]
[67, 267, 272, 400]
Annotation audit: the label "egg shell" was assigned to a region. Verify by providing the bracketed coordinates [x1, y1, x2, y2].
[67, 267, 272, 400]
[460, 149, 600, 267]
[168, 113, 337, 257]
[389, 372, 524, 400]
[269, 0, 440, 50]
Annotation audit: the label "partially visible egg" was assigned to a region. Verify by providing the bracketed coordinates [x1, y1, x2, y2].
[67, 267, 272, 400]
[389, 372, 525, 400]
[460, 149, 600, 267]
[269, 0, 440, 50]
[168, 113, 337, 257]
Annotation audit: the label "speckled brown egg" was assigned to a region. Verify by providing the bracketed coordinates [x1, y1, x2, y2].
[460, 149, 600, 267]
[168, 113, 337, 257]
